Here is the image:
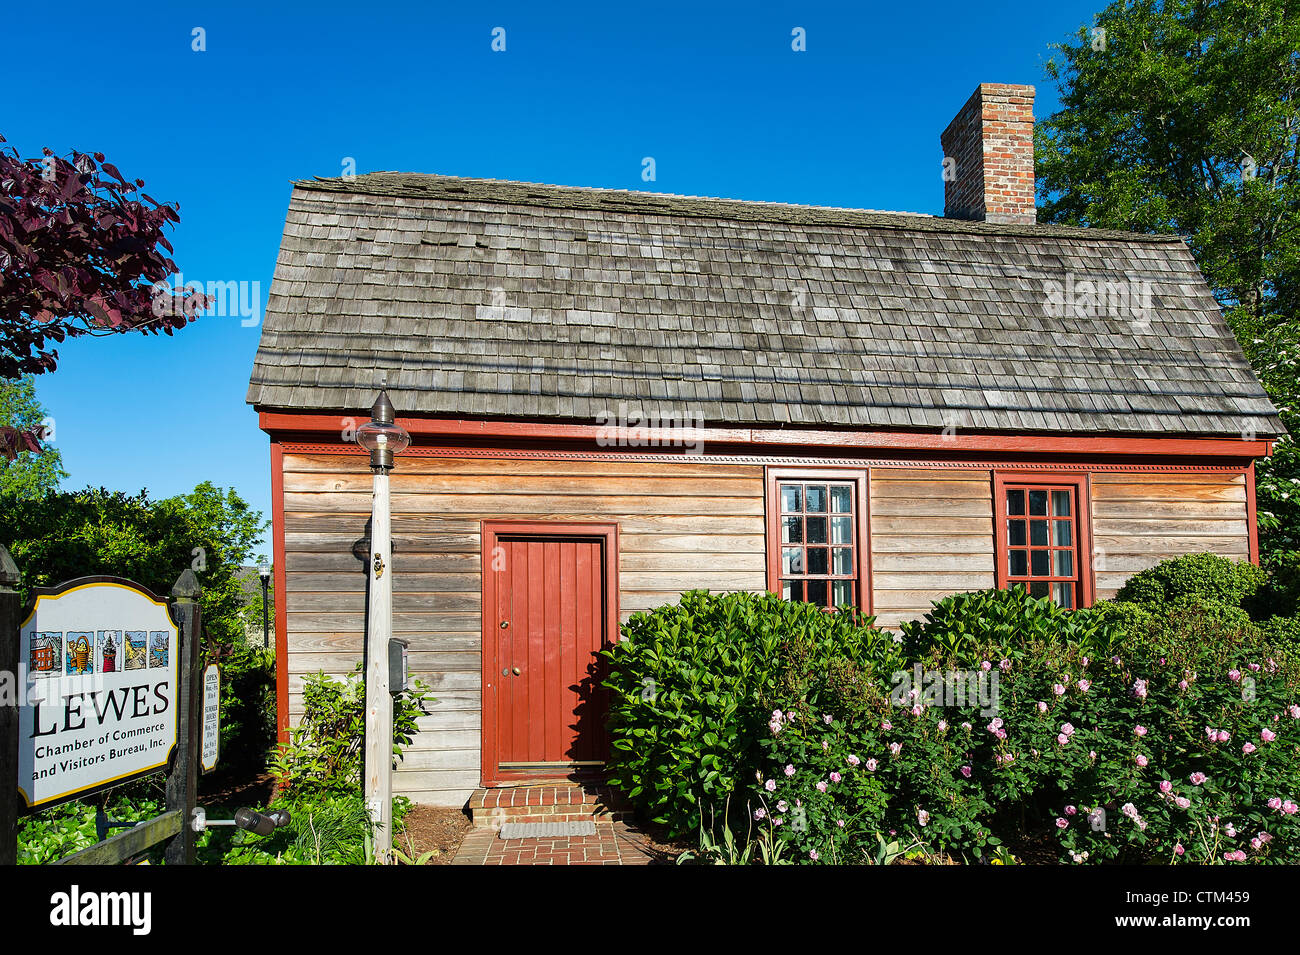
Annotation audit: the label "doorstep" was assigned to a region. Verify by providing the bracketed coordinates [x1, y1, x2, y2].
[450, 819, 656, 865]
[466, 782, 633, 830]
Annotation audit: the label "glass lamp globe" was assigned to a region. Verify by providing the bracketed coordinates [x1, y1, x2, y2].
[355, 420, 411, 455]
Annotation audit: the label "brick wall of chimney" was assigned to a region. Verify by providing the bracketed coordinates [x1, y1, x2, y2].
[940, 83, 1036, 225]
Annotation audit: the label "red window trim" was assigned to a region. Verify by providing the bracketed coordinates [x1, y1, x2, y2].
[765, 467, 872, 613]
[993, 471, 1095, 608]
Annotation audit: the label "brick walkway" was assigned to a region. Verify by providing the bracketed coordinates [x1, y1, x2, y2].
[451, 819, 659, 865]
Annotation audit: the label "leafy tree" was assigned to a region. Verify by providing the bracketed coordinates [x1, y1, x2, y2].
[0, 134, 208, 380]
[0, 374, 64, 497]
[1037, 0, 1300, 320]
[0, 481, 268, 645]
[1035, 0, 1300, 554]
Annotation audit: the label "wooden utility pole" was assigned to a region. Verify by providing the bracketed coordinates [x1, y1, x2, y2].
[164, 569, 202, 865]
[364, 465, 394, 862]
[0, 545, 20, 866]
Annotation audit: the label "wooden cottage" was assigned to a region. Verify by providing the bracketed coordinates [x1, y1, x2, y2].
[248, 84, 1283, 808]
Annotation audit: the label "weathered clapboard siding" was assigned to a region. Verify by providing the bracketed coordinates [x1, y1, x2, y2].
[869, 468, 995, 629]
[281, 452, 766, 806]
[1090, 472, 1250, 598]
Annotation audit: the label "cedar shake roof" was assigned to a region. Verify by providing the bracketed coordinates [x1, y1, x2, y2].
[247, 173, 1284, 439]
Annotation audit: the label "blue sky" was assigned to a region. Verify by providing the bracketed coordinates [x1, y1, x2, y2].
[7, 0, 1101, 555]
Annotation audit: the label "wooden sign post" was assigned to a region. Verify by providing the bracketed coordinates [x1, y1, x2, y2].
[1, 545, 19, 866]
[164, 570, 202, 866]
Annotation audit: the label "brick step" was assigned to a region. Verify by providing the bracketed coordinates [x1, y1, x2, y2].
[467, 785, 634, 829]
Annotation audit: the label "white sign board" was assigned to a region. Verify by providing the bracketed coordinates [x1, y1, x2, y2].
[17, 579, 180, 811]
[201, 664, 220, 773]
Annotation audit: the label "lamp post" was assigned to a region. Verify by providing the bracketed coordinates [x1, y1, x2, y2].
[355, 390, 409, 863]
[257, 562, 271, 650]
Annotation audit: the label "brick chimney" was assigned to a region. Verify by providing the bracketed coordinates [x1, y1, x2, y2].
[940, 83, 1036, 225]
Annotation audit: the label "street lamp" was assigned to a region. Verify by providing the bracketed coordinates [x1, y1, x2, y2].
[257, 561, 271, 650]
[355, 390, 409, 864]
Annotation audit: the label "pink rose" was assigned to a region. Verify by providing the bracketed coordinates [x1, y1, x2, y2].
[1134, 725, 1147, 737]
[829, 772, 842, 783]
[1261, 728, 1277, 742]
[1190, 772, 1207, 785]
[1056, 818, 1068, 829]
[784, 764, 796, 777]
[865, 759, 878, 772]
[1243, 743, 1257, 754]
[1159, 780, 1173, 793]
[1135, 755, 1149, 768]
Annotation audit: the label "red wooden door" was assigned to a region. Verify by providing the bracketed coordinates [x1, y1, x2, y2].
[482, 525, 616, 783]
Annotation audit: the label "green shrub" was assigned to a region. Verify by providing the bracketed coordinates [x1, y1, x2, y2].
[1259, 614, 1300, 648]
[212, 791, 413, 865]
[1251, 550, 1300, 619]
[207, 642, 276, 777]
[1116, 553, 1267, 610]
[899, 584, 1121, 663]
[271, 664, 433, 796]
[752, 594, 1300, 865]
[17, 795, 165, 865]
[602, 589, 902, 834]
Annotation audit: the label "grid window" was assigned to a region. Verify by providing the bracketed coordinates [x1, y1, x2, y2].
[1003, 484, 1079, 608]
[778, 481, 858, 609]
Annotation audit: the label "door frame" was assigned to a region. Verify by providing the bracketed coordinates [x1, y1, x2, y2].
[479, 521, 620, 788]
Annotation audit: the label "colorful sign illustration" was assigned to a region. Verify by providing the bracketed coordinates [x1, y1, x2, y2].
[148, 632, 169, 668]
[65, 632, 94, 675]
[125, 631, 147, 670]
[97, 630, 121, 673]
[29, 632, 62, 676]
[17, 581, 181, 811]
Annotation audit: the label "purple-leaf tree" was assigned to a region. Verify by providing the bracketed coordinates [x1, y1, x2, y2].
[0, 134, 209, 456]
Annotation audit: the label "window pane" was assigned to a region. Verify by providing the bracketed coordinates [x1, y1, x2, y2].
[1031, 550, 1050, 576]
[831, 516, 853, 544]
[806, 579, 828, 606]
[1008, 519, 1026, 546]
[830, 486, 852, 513]
[782, 547, 802, 574]
[806, 517, 827, 544]
[782, 516, 802, 543]
[806, 486, 827, 512]
[832, 547, 852, 575]
[1030, 520, 1048, 546]
[781, 485, 801, 513]
[1029, 581, 1049, 598]
[807, 547, 828, 575]
[1008, 549, 1028, 576]
[1052, 490, 1072, 517]
[1054, 549, 1073, 577]
[832, 580, 853, 607]
[783, 579, 803, 601]
[1006, 489, 1025, 515]
[1029, 490, 1048, 515]
[1053, 582, 1074, 608]
[1053, 520, 1072, 546]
